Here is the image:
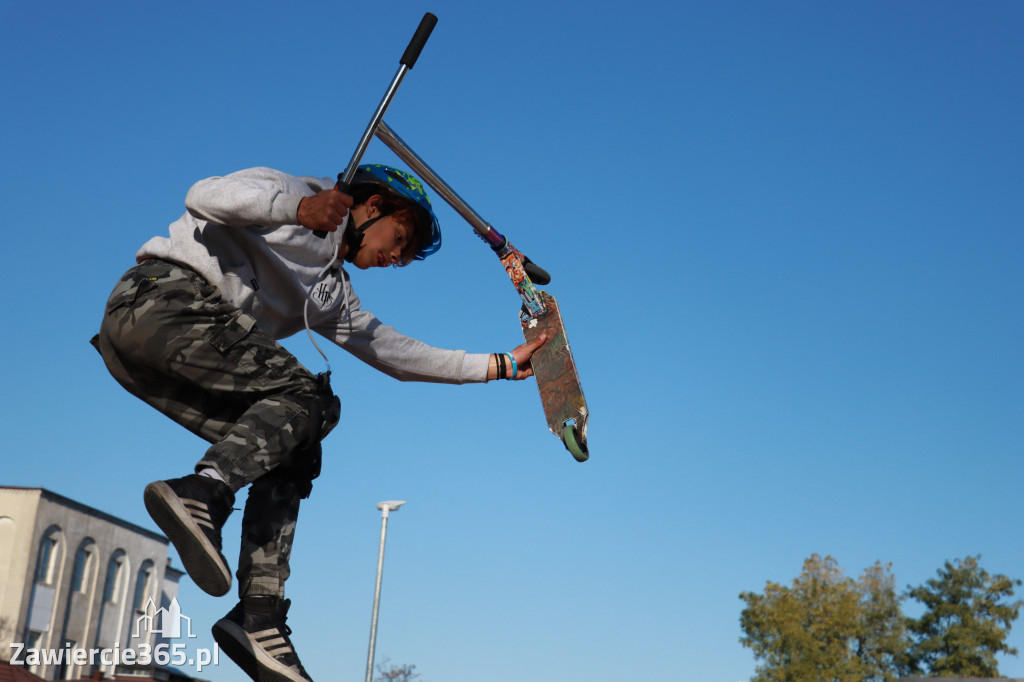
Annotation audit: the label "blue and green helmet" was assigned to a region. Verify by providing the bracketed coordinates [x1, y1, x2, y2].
[354, 164, 442, 260]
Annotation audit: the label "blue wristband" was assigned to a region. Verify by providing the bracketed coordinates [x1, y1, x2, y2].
[504, 353, 518, 380]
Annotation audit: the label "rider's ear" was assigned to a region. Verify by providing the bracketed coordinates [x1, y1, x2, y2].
[364, 194, 385, 218]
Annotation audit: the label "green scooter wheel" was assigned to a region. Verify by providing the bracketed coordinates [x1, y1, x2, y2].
[561, 425, 589, 463]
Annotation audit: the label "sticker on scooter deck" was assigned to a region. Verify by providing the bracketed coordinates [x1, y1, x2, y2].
[522, 291, 589, 462]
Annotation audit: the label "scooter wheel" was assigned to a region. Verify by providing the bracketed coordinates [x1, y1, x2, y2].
[561, 424, 589, 463]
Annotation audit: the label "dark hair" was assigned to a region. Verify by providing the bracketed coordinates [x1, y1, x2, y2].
[350, 182, 431, 264]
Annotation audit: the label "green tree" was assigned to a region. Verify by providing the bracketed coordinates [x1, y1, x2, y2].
[904, 555, 1022, 677]
[739, 555, 910, 682]
[856, 561, 914, 677]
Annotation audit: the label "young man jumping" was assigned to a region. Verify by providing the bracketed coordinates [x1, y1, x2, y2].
[92, 164, 544, 682]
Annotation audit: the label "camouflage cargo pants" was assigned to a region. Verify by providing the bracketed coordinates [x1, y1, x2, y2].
[93, 258, 333, 598]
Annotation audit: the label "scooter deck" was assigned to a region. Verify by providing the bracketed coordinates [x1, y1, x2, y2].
[521, 291, 589, 461]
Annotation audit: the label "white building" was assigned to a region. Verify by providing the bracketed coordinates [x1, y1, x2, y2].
[0, 486, 183, 680]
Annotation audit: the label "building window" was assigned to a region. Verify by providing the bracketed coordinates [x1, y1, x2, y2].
[103, 552, 126, 603]
[132, 561, 155, 612]
[71, 544, 94, 593]
[56, 639, 77, 680]
[35, 532, 60, 585]
[25, 630, 44, 674]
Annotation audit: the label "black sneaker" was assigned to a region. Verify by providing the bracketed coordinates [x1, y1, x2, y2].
[143, 474, 234, 596]
[212, 596, 314, 682]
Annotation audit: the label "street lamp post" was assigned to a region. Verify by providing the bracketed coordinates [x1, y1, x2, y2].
[365, 500, 406, 682]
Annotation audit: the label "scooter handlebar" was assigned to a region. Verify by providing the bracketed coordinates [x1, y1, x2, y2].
[400, 13, 438, 68]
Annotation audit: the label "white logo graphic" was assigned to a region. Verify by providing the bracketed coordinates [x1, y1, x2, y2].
[11, 595, 219, 673]
[132, 596, 195, 639]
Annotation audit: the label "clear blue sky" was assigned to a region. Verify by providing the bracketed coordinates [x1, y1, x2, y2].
[2, 1, 1021, 680]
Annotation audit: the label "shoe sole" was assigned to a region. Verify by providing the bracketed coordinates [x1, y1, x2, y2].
[212, 618, 310, 682]
[144, 481, 231, 597]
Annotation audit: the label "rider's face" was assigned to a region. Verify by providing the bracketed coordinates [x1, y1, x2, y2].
[350, 212, 416, 269]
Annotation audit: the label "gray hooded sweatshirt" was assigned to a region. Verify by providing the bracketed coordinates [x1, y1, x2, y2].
[137, 166, 488, 384]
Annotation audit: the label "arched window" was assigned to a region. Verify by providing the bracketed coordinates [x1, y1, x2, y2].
[25, 526, 65, 672]
[102, 551, 128, 604]
[35, 527, 63, 585]
[59, 538, 97, 682]
[132, 560, 155, 613]
[0, 517, 16, 604]
[70, 540, 96, 594]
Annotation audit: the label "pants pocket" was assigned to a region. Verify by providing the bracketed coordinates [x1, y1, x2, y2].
[205, 313, 271, 385]
[104, 274, 157, 315]
[208, 313, 256, 353]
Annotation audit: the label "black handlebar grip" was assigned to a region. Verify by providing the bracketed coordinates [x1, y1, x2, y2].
[523, 257, 552, 286]
[400, 13, 438, 68]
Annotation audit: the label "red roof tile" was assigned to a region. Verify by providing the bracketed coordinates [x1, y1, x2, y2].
[0, 661, 46, 682]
